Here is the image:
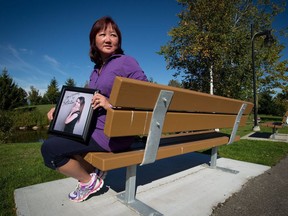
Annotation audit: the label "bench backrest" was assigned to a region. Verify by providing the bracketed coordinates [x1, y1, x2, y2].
[104, 77, 253, 137]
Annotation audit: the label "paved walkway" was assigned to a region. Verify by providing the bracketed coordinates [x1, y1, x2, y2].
[212, 132, 288, 216]
[211, 155, 288, 216]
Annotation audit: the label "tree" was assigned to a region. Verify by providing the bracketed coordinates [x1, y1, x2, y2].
[168, 79, 182, 88]
[273, 90, 288, 116]
[27, 86, 42, 105]
[0, 68, 27, 110]
[258, 90, 274, 115]
[159, 0, 287, 100]
[148, 77, 158, 84]
[42, 77, 60, 104]
[65, 78, 76, 87]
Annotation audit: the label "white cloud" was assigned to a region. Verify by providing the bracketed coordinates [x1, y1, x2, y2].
[0, 44, 50, 77]
[0, 44, 52, 94]
[0, 44, 80, 94]
[43, 54, 68, 76]
[43, 54, 60, 67]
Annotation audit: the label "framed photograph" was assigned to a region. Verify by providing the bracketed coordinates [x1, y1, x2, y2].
[48, 86, 97, 144]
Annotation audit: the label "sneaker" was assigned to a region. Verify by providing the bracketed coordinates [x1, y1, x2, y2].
[94, 168, 107, 180]
[69, 173, 104, 202]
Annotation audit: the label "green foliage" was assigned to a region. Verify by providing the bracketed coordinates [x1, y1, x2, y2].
[27, 86, 42, 105]
[65, 77, 77, 86]
[0, 111, 13, 144]
[258, 90, 275, 115]
[42, 77, 60, 104]
[0, 68, 27, 110]
[168, 79, 182, 88]
[0, 105, 52, 144]
[11, 109, 47, 128]
[258, 90, 287, 116]
[159, 0, 287, 100]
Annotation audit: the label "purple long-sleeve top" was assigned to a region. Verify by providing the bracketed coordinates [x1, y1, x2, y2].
[88, 54, 148, 152]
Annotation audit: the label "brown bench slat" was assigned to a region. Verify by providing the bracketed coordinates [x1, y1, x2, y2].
[109, 77, 253, 115]
[261, 122, 284, 129]
[84, 132, 238, 171]
[104, 109, 249, 137]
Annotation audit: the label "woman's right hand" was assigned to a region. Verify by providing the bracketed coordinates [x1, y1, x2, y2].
[47, 107, 55, 121]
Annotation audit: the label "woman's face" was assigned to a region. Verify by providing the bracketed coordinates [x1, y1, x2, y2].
[95, 23, 119, 61]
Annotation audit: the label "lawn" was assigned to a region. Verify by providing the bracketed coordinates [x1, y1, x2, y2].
[0, 142, 65, 216]
[0, 116, 287, 216]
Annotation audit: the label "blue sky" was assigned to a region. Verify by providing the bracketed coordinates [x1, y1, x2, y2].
[0, 0, 287, 95]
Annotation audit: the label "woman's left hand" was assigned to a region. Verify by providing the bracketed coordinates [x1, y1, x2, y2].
[91, 92, 111, 110]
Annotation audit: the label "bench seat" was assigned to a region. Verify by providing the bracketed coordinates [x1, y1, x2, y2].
[84, 131, 240, 171]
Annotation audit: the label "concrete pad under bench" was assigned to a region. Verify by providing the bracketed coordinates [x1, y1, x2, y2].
[15, 153, 270, 216]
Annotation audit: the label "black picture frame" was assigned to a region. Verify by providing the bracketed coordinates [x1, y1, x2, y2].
[48, 86, 97, 144]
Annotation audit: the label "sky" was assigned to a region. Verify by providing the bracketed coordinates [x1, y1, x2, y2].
[0, 0, 287, 96]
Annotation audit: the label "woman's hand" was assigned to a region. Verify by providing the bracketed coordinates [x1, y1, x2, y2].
[47, 107, 55, 121]
[91, 92, 111, 110]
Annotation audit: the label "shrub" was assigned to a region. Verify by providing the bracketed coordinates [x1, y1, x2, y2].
[12, 109, 46, 128]
[0, 110, 13, 143]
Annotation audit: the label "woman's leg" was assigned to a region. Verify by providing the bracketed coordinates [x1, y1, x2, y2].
[41, 136, 106, 202]
[41, 136, 107, 181]
[73, 155, 95, 174]
[57, 157, 91, 183]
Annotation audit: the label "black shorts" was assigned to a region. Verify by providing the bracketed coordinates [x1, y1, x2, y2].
[41, 135, 107, 170]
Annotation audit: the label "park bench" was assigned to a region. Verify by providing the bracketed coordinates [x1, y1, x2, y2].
[83, 77, 253, 215]
[261, 111, 288, 139]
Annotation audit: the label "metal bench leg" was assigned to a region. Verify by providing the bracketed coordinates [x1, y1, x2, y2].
[208, 146, 239, 174]
[271, 127, 278, 139]
[210, 146, 218, 168]
[124, 165, 137, 203]
[117, 165, 163, 216]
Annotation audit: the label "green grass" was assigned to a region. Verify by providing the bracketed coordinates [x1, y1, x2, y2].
[0, 116, 287, 216]
[35, 104, 55, 115]
[218, 139, 288, 166]
[217, 116, 288, 166]
[0, 142, 64, 216]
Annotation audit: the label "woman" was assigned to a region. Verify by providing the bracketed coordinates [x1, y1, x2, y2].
[64, 96, 85, 133]
[41, 16, 148, 202]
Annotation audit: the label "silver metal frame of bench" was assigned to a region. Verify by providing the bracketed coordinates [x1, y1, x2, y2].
[116, 90, 248, 216]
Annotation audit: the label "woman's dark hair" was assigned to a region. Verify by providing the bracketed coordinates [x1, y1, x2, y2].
[89, 16, 124, 66]
[77, 96, 85, 122]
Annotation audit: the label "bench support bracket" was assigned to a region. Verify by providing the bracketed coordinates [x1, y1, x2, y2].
[209, 103, 247, 173]
[228, 103, 247, 144]
[117, 165, 163, 215]
[140, 90, 174, 166]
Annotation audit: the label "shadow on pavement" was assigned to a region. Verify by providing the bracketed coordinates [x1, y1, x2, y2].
[103, 152, 211, 193]
[249, 132, 272, 139]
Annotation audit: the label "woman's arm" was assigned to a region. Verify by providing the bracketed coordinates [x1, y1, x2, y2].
[65, 111, 79, 124]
